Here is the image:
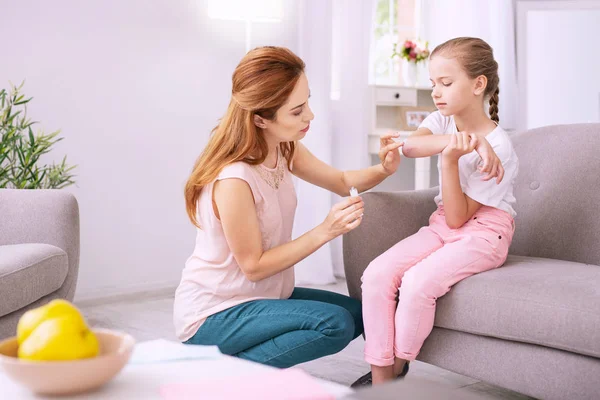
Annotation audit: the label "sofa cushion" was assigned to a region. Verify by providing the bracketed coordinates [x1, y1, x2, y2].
[434, 255, 600, 358]
[510, 124, 600, 267]
[0, 244, 68, 318]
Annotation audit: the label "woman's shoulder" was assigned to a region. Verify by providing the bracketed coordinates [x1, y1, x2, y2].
[218, 161, 256, 180]
[213, 161, 263, 203]
[215, 161, 263, 196]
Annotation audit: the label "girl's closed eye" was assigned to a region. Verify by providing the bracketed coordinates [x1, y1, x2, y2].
[293, 109, 302, 116]
[442, 82, 452, 87]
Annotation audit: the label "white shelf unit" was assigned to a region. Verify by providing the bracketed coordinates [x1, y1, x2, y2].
[368, 85, 438, 192]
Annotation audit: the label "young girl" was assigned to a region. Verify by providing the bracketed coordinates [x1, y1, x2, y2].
[174, 46, 406, 368]
[352, 37, 519, 386]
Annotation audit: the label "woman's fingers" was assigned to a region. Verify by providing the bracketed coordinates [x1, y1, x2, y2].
[345, 214, 363, 230]
[340, 201, 363, 215]
[380, 131, 401, 142]
[381, 141, 404, 154]
[385, 151, 394, 164]
[343, 207, 364, 224]
[333, 195, 362, 211]
[379, 141, 403, 163]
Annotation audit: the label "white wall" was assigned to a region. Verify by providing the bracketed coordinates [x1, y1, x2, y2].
[525, 9, 600, 129]
[0, 0, 298, 301]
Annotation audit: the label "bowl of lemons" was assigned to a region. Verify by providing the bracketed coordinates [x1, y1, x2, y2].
[0, 299, 135, 396]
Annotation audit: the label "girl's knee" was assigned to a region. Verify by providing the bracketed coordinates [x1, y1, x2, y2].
[401, 269, 446, 300]
[361, 259, 400, 289]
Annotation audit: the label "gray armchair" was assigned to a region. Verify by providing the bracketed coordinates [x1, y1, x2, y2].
[0, 189, 80, 339]
[344, 123, 600, 399]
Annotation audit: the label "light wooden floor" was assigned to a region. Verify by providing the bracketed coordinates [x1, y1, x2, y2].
[79, 280, 534, 399]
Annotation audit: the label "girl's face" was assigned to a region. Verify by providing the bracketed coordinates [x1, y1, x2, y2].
[260, 73, 314, 144]
[429, 55, 485, 117]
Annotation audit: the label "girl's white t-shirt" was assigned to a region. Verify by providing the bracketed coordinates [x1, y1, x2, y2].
[418, 111, 519, 218]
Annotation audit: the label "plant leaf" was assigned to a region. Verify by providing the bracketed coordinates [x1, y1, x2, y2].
[0, 83, 76, 189]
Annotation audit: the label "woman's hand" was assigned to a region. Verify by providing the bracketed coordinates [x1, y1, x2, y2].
[474, 137, 505, 183]
[379, 132, 404, 175]
[317, 196, 364, 241]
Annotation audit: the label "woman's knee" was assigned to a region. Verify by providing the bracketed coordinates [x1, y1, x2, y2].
[343, 297, 364, 338]
[321, 308, 356, 351]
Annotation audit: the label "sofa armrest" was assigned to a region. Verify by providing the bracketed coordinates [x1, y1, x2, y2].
[0, 189, 80, 300]
[343, 188, 438, 300]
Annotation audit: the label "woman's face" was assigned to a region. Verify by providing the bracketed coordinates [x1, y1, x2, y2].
[260, 73, 314, 143]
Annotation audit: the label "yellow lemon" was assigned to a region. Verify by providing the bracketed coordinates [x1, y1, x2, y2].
[17, 299, 85, 345]
[18, 315, 99, 361]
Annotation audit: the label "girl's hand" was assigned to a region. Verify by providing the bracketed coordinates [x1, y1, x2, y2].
[379, 132, 404, 176]
[318, 196, 364, 240]
[474, 138, 505, 183]
[442, 132, 477, 161]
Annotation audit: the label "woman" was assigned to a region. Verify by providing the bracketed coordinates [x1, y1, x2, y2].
[173, 46, 404, 368]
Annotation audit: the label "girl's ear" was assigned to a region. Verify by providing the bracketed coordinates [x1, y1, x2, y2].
[473, 75, 487, 96]
[254, 114, 267, 129]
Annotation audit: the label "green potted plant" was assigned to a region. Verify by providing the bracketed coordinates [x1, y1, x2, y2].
[0, 82, 76, 189]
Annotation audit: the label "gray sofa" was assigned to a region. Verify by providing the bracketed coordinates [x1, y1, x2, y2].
[0, 189, 80, 339]
[344, 123, 600, 399]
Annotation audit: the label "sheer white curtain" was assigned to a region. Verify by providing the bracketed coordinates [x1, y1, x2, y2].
[329, 0, 377, 278]
[421, 0, 518, 130]
[292, 0, 376, 285]
[292, 0, 336, 285]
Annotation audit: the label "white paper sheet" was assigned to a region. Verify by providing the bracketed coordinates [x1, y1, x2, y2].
[129, 339, 222, 364]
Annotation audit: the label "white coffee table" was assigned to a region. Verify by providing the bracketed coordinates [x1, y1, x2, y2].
[0, 354, 353, 399]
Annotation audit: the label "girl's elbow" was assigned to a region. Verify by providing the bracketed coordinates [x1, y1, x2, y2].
[401, 143, 416, 158]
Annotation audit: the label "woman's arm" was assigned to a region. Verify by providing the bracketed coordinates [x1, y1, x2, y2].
[440, 132, 483, 228]
[292, 137, 403, 196]
[213, 178, 364, 282]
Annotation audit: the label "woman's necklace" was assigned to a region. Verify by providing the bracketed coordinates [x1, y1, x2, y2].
[256, 152, 285, 190]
